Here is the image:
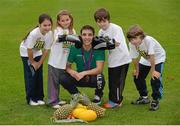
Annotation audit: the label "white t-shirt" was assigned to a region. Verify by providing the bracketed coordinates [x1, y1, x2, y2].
[129, 35, 166, 66]
[48, 27, 76, 69]
[20, 27, 53, 58]
[98, 23, 132, 68]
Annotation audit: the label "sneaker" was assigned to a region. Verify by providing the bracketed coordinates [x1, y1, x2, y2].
[131, 96, 150, 105]
[149, 100, 159, 111]
[103, 100, 122, 108]
[92, 95, 101, 105]
[29, 100, 39, 106]
[52, 104, 61, 109]
[37, 100, 45, 105]
[58, 100, 66, 105]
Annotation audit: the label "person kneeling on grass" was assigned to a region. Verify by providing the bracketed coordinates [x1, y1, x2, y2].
[60, 25, 105, 105]
[127, 24, 166, 111]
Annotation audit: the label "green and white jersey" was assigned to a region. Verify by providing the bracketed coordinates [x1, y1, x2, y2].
[20, 27, 53, 58]
[129, 35, 166, 66]
[68, 46, 105, 72]
[48, 27, 76, 69]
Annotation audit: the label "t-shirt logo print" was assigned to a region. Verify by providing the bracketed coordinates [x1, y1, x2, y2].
[34, 38, 45, 49]
[136, 47, 150, 59]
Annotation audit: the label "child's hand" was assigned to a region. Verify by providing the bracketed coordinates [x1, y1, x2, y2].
[31, 61, 39, 70]
[133, 69, 139, 79]
[152, 71, 160, 80]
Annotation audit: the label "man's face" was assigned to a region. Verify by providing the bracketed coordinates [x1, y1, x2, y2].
[81, 29, 94, 46]
[96, 19, 109, 30]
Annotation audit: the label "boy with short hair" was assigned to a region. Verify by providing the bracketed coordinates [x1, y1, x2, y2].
[127, 24, 166, 111]
[94, 8, 132, 108]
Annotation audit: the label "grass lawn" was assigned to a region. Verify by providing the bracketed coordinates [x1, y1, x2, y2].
[0, 0, 180, 124]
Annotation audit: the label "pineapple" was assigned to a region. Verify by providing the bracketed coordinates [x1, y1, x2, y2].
[52, 93, 80, 120]
[79, 94, 106, 117]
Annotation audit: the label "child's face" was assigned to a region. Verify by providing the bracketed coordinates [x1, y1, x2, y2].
[96, 19, 109, 30]
[81, 29, 94, 46]
[129, 36, 142, 46]
[39, 19, 52, 34]
[58, 15, 71, 29]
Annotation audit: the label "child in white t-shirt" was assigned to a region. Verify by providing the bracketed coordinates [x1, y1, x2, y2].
[47, 10, 76, 109]
[127, 24, 166, 111]
[20, 13, 53, 106]
[94, 8, 132, 108]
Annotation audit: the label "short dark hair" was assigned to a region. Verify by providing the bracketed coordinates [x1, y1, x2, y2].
[80, 25, 95, 35]
[94, 8, 110, 22]
[127, 25, 146, 41]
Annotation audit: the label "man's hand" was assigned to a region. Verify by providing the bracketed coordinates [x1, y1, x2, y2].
[75, 71, 87, 81]
[69, 70, 79, 80]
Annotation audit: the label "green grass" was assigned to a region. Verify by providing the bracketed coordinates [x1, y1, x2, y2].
[0, 0, 180, 124]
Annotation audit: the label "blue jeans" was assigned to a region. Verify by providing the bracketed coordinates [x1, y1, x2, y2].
[21, 56, 44, 104]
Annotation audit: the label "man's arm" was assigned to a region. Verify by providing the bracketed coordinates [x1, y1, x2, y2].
[76, 61, 104, 81]
[66, 62, 79, 80]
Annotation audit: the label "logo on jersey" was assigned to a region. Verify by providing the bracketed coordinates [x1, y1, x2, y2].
[34, 38, 45, 49]
[136, 47, 150, 59]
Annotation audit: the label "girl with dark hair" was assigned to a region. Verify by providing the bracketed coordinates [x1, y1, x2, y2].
[20, 13, 53, 106]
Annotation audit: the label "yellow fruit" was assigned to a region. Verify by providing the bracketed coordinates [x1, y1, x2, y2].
[76, 103, 87, 109]
[72, 108, 86, 118]
[78, 110, 97, 122]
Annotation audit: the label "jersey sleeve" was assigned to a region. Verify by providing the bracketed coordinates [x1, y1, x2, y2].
[146, 37, 156, 55]
[44, 31, 53, 49]
[26, 32, 38, 49]
[113, 26, 125, 44]
[94, 50, 105, 61]
[129, 43, 139, 59]
[68, 46, 76, 63]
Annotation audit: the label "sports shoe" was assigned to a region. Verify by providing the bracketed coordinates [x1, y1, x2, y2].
[29, 100, 39, 106]
[103, 100, 122, 108]
[58, 100, 67, 105]
[37, 100, 45, 105]
[149, 100, 159, 111]
[92, 95, 101, 105]
[131, 96, 150, 105]
[52, 104, 61, 109]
